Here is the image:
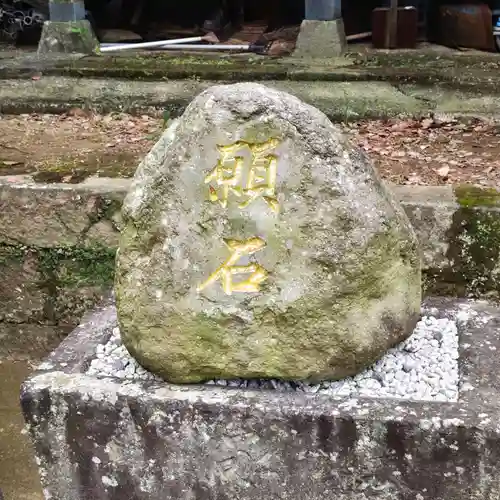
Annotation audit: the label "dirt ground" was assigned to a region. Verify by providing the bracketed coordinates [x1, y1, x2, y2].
[345, 117, 500, 187]
[0, 110, 163, 183]
[0, 111, 499, 187]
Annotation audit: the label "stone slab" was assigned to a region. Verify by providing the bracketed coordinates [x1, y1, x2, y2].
[1, 75, 499, 121]
[0, 78, 427, 120]
[0, 177, 126, 248]
[21, 297, 500, 500]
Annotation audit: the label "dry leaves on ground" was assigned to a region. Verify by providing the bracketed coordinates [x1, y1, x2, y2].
[0, 110, 499, 187]
[343, 117, 500, 187]
[0, 109, 162, 180]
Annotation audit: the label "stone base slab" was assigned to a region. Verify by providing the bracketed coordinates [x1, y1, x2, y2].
[21, 297, 500, 500]
[37, 21, 99, 55]
[294, 19, 347, 58]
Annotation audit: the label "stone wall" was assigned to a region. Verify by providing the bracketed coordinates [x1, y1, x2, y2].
[1, 176, 499, 360]
[0, 178, 127, 359]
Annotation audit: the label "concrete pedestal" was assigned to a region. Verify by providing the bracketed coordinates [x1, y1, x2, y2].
[20, 297, 500, 500]
[37, 20, 98, 55]
[294, 19, 347, 58]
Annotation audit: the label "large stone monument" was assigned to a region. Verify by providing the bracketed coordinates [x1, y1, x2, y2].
[20, 83, 500, 500]
[115, 82, 421, 384]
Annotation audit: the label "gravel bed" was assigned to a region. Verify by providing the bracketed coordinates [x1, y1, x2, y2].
[86, 316, 459, 402]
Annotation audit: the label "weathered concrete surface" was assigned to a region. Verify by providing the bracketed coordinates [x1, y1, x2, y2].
[2, 177, 500, 361]
[37, 21, 99, 55]
[0, 176, 126, 248]
[2, 47, 500, 96]
[0, 361, 44, 500]
[116, 83, 421, 383]
[397, 185, 500, 299]
[21, 297, 500, 500]
[294, 19, 347, 58]
[0, 77, 428, 120]
[1, 76, 499, 121]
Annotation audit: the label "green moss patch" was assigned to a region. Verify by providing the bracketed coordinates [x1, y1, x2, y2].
[0, 242, 116, 289]
[38, 245, 116, 288]
[0, 244, 25, 266]
[454, 185, 500, 208]
[51, 53, 290, 81]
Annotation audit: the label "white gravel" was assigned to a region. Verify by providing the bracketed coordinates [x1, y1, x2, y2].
[86, 315, 459, 402]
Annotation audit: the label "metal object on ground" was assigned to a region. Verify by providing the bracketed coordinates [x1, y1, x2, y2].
[148, 43, 253, 51]
[99, 31, 219, 53]
[101, 42, 269, 54]
[346, 31, 372, 41]
[100, 30, 270, 54]
[99, 35, 206, 52]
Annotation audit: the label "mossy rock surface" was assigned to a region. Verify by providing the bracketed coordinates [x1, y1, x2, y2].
[425, 185, 500, 299]
[115, 83, 421, 384]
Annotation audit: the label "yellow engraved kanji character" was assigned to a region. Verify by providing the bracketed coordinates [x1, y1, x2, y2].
[241, 139, 280, 213]
[205, 142, 246, 208]
[205, 139, 280, 212]
[197, 237, 268, 295]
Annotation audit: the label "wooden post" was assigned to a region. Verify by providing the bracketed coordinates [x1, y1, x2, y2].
[385, 0, 399, 49]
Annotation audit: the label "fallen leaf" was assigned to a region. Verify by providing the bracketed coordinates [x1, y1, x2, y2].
[436, 165, 450, 178]
[391, 120, 415, 131]
[0, 160, 22, 166]
[391, 150, 406, 158]
[421, 118, 434, 129]
[67, 108, 88, 117]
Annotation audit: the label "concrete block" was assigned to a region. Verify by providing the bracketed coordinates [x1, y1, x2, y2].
[294, 19, 347, 58]
[21, 297, 500, 499]
[37, 20, 98, 55]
